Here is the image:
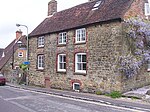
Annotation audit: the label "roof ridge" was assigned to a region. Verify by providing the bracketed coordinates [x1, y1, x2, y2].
[29, 0, 134, 37]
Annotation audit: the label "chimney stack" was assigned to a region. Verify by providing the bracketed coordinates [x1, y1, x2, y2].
[16, 30, 22, 40]
[48, 0, 57, 16]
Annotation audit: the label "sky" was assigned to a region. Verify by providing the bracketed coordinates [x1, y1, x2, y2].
[0, 0, 88, 48]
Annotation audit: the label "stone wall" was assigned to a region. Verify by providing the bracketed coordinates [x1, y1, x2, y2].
[29, 21, 125, 92]
[1, 48, 27, 84]
[29, 20, 150, 93]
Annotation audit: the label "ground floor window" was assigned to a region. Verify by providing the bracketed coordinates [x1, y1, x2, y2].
[73, 83, 80, 91]
[75, 53, 86, 73]
[37, 55, 44, 70]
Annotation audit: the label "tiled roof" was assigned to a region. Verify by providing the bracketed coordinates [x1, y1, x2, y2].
[0, 48, 4, 59]
[29, 0, 133, 37]
[0, 36, 26, 70]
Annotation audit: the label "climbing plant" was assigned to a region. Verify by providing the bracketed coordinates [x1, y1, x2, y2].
[119, 17, 150, 78]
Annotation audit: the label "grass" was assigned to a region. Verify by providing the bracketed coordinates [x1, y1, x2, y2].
[105, 91, 122, 98]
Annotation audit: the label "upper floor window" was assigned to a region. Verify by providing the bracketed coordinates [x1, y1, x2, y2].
[18, 52, 23, 57]
[38, 36, 44, 47]
[58, 32, 67, 45]
[75, 53, 86, 73]
[145, 3, 150, 16]
[37, 55, 44, 70]
[75, 28, 86, 43]
[57, 54, 66, 72]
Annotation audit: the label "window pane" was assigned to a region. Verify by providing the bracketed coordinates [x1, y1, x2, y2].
[59, 63, 63, 69]
[83, 63, 86, 70]
[63, 56, 66, 62]
[59, 36, 62, 43]
[59, 56, 62, 62]
[77, 63, 81, 70]
[74, 84, 80, 90]
[64, 63, 66, 69]
[77, 55, 81, 62]
[63, 36, 66, 43]
[82, 55, 86, 62]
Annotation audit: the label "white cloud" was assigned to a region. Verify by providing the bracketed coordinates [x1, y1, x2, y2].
[0, 0, 87, 48]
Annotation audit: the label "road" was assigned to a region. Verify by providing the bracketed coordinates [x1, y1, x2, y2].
[0, 86, 149, 112]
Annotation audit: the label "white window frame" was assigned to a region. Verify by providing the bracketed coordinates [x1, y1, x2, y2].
[147, 60, 150, 71]
[14, 66, 19, 70]
[57, 54, 66, 72]
[145, 3, 150, 16]
[58, 32, 67, 45]
[37, 55, 44, 70]
[75, 53, 86, 73]
[38, 36, 44, 47]
[18, 52, 23, 57]
[75, 28, 86, 43]
[92, 1, 102, 10]
[73, 83, 80, 92]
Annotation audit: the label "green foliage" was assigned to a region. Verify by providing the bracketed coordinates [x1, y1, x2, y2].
[19, 64, 28, 71]
[95, 91, 103, 95]
[105, 91, 122, 98]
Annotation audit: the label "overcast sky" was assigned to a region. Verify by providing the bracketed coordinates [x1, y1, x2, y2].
[0, 0, 88, 48]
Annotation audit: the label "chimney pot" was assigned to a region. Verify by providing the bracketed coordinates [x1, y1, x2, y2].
[48, 0, 57, 16]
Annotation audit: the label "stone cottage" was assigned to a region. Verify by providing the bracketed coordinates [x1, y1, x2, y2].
[29, 0, 150, 93]
[0, 31, 27, 84]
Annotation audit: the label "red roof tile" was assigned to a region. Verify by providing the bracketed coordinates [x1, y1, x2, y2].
[29, 0, 133, 37]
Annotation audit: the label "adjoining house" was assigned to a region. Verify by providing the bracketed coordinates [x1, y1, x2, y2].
[29, 0, 150, 93]
[0, 31, 27, 84]
[0, 48, 4, 60]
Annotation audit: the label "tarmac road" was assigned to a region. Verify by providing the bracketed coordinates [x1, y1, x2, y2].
[0, 85, 149, 112]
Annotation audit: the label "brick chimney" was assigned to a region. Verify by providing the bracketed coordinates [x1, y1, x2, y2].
[16, 30, 22, 40]
[48, 0, 57, 16]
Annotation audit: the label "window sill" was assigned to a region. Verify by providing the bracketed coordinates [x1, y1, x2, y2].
[36, 69, 44, 72]
[75, 42, 86, 45]
[57, 71, 66, 74]
[74, 72, 87, 76]
[37, 46, 44, 49]
[57, 44, 66, 47]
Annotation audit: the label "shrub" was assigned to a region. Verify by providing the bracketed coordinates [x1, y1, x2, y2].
[95, 91, 103, 95]
[106, 91, 122, 98]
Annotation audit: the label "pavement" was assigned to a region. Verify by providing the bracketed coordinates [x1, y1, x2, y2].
[6, 83, 150, 111]
[123, 85, 150, 103]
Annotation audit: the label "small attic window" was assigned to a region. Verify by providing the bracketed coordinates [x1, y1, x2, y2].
[92, 1, 102, 10]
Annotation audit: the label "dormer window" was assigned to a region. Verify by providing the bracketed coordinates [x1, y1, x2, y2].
[92, 1, 102, 10]
[38, 36, 44, 47]
[145, 3, 150, 16]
